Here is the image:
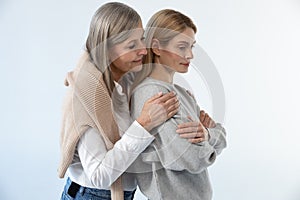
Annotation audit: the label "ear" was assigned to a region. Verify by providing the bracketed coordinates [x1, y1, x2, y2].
[151, 39, 161, 56]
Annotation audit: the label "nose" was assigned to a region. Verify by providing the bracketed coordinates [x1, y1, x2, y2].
[185, 48, 193, 60]
[137, 40, 147, 56]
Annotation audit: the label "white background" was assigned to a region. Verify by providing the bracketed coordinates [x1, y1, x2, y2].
[1, 0, 300, 199]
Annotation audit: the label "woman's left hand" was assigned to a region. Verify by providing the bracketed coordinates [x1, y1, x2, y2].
[200, 110, 216, 128]
[176, 116, 209, 144]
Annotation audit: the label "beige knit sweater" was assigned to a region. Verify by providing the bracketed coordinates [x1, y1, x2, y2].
[58, 52, 124, 199]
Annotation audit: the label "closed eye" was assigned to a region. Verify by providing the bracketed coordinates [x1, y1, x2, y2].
[179, 46, 187, 51]
[128, 44, 136, 49]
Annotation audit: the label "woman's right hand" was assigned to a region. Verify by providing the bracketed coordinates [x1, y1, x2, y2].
[136, 91, 179, 131]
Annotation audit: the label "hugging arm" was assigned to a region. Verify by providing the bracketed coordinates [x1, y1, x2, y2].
[76, 123, 155, 188]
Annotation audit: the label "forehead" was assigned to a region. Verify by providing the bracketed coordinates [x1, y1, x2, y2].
[170, 28, 195, 43]
[124, 21, 144, 40]
[127, 28, 144, 39]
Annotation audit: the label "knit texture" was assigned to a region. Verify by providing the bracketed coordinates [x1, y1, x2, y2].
[58, 52, 124, 200]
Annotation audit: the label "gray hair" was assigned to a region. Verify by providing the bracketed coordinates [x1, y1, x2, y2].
[85, 2, 141, 94]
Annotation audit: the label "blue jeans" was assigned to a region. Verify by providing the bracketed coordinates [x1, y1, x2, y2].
[60, 177, 136, 200]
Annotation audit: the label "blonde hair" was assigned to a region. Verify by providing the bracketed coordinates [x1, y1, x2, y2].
[84, 2, 141, 95]
[132, 9, 197, 91]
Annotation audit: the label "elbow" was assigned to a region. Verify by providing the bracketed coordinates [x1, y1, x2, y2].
[188, 151, 217, 174]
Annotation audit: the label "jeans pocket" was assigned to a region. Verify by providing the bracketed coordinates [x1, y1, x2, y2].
[60, 191, 73, 200]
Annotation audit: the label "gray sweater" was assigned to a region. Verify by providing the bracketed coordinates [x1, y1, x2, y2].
[128, 77, 227, 200]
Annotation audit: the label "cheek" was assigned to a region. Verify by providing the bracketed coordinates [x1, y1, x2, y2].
[113, 53, 137, 71]
[112, 57, 129, 70]
[165, 51, 183, 62]
[109, 47, 132, 63]
[119, 52, 135, 63]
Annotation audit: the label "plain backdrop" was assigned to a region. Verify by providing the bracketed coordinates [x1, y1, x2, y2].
[1, 0, 300, 199]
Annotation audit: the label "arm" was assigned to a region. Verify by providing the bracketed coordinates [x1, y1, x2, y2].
[130, 84, 217, 174]
[199, 109, 227, 154]
[177, 99, 227, 154]
[78, 121, 154, 188]
[78, 90, 180, 188]
[207, 123, 227, 154]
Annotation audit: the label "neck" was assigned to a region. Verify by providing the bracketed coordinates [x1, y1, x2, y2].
[111, 72, 121, 82]
[110, 65, 124, 82]
[149, 62, 175, 84]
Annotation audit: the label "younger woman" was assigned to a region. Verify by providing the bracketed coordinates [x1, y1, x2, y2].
[130, 9, 227, 200]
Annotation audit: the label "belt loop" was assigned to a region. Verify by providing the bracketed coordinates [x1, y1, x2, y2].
[79, 186, 85, 195]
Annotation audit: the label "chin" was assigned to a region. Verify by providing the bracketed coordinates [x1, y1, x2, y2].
[130, 65, 143, 72]
[179, 69, 188, 73]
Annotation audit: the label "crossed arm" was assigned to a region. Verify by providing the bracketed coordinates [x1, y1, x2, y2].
[129, 84, 227, 173]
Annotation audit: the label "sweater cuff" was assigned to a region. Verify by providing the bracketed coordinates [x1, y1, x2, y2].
[207, 123, 222, 147]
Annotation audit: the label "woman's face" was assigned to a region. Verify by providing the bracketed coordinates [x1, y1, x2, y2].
[157, 27, 195, 73]
[109, 21, 147, 80]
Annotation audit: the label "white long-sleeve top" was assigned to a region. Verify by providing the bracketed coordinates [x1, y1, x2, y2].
[67, 73, 155, 191]
[68, 121, 154, 191]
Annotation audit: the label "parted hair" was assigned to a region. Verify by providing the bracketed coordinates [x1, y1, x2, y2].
[85, 2, 141, 95]
[131, 9, 197, 92]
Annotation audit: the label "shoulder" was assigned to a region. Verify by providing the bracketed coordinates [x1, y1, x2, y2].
[132, 78, 172, 96]
[174, 84, 197, 101]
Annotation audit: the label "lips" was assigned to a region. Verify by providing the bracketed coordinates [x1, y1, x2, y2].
[181, 62, 190, 67]
[133, 58, 143, 63]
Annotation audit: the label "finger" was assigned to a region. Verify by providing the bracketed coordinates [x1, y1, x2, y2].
[179, 133, 198, 139]
[164, 96, 178, 107]
[166, 101, 180, 113]
[167, 109, 178, 119]
[200, 111, 205, 123]
[164, 101, 180, 119]
[203, 114, 211, 126]
[198, 121, 206, 130]
[176, 126, 200, 134]
[187, 116, 194, 122]
[177, 121, 199, 129]
[188, 138, 204, 144]
[147, 92, 163, 103]
[155, 91, 176, 103]
[179, 132, 205, 139]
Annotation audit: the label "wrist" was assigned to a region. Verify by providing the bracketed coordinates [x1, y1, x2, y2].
[136, 117, 151, 131]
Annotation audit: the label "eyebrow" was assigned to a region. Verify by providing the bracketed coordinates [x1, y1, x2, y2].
[178, 40, 196, 45]
[127, 31, 145, 44]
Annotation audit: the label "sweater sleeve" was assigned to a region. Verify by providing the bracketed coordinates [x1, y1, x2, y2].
[188, 90, 227, 155]
[130, 84, 217, 174]
[207, 123, 227, 154]
[77, 121, 154, 188]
